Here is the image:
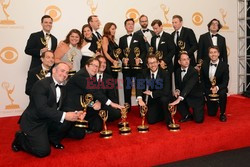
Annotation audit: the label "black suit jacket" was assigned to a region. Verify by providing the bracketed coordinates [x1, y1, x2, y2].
[197, 32, 228, 63]
[119, 33, 147, 68]
[97, 72, 119, 103]
[25, 66, 52, 96]
[20, 77, 64, 135]
[151, 31, 175, 73]
[171, 27, 198, 67]
[25, 31, 57, 69]
[175, 66, 203, 99]
[62, 68, 109, 111]
[136, 67, 171, 100]
[134, 29, 155, 52]
[201, 60, 229, 95]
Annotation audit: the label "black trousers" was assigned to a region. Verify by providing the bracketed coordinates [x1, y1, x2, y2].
[206, 91, 227, 116]
[19, 121, 85, 157]
[147, 96, 171, 125]
[177, 96, 204, 123]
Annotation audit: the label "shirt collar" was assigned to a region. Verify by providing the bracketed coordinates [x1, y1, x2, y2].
[210, 59, 219, 65]
[150, 68, 159, 77]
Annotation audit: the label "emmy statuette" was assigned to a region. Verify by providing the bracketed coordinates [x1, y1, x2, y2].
[99, 110, 112, 139]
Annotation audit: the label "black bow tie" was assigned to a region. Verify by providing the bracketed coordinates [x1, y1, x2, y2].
[210, 63, 217, 67]
[127, 34, 132, 37]
[46, 33, 50, 37]
[211, 34, 218, 38]
[156, 35, 160, 38]
[55, 84, 63, 88]
[181, 69, 186, 72]
[142, 29, 149, 33]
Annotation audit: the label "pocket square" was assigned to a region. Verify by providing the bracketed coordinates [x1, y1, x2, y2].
[161, 41, 165, 44]
[133, 40, 138, 43]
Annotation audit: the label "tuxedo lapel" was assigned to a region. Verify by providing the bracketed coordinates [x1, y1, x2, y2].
[206, 33, 213, 46]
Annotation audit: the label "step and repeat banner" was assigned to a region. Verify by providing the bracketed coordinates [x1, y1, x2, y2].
[0, 0, 237, 117]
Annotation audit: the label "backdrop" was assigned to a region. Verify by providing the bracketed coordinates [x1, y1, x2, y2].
[0, 0, 237, 117]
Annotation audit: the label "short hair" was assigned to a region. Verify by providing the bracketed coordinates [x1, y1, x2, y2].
[178, 51, 189, 60]
[87, 15, 98, 24]
[95, 55, 106, 61]
[41, 50, 54, 58]
[81, 24, 93, 36]
[146, 54, 159, 64]
[207, 18, 222, 32]
[208, 46, 220, 53]
[139, 14, 148, 21]
[63, 29, 83, 48]
[53, 62, 70, 71]
[151, 19, 162, 27]
[124, 18, 134, 26]
[85, 57, 100, 66]
[41, 15, 53, 23]
[172, 15, 183, 22]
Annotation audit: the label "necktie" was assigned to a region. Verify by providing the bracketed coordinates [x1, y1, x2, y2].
[210, 63, 217, 67]
[151, 73, 155, 79]
[98, 74, 102, 82]
[176, 31, 180, 42]
[96, 31, 102, 39]
[211, 34, 218, 38]
[142, 29, 149, 33]
[156, 35, 160, 38]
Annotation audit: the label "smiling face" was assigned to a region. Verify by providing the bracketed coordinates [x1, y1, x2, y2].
[209, 47, 220, 62]
[125, 20, 134, 33]
[139, 16, 148, 29]
[52, 63, 70, 84]
[86, 60, 100, 76]
[178, 53, 190, 68]
[41, 17, 53, 33]
[69, 32, 80, 46]
[147, 57, 159, 72]
[41, 51, 54, 69]
[83, 26, 92, 39]
[109, 25, 116, 36]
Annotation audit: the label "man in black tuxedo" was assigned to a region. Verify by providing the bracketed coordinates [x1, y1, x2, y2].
[136, 55, 172, 126]
[169, 52, 204, 123]
[25, 51, 54, 96]
[62, 58, 124, 132]
[197, 19, 228, 64]
[25, 15, 57, 69]
[151, 19, 175, 74]
[201, 46, 229, 122]
[87, 15, 102, 53]
[12, 63, 86, 157]
[95, 55, 121, 121]
[119, 18, 147, 106]
[134, 14, 155, 53]
[171, 15, 198, 71]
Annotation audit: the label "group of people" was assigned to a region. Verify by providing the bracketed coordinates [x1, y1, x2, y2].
[12, 14, 229, 158]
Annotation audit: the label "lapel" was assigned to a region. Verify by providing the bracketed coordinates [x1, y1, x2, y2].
[214, 60, 222, 78]
[129, 34, 136, 48]
[206, 32, 213, 46]
[158, 32, 164, 50]
[180, 27, 184, 39]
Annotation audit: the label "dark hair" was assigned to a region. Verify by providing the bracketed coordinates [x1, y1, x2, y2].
[63, 29, 83, 48]
[207, 18, 222, 32]
[41, 15, 53, 23]
[208, 46, 220, 53]
[41, 50, 54, 58]
[85, 57, 100, 66]
[103, 22, 117, 41]
[87, 15, 98, 24]
[95, 55, 106, 61]
[124, 18, 134, 26]
[172, 15, 183, 22]
[81, 24, 92, 35]
[151, 19, 162, 27]
[178, 51, 189, 60]
[139, 14, 148, 21]
[146, 54, 159, 64]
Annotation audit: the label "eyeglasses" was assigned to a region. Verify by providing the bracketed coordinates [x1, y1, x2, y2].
[148, 61, 158, 65]
[90, 63, 99, 68]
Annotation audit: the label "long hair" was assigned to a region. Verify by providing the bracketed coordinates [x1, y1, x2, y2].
[63, 29, 83, 48]
[103, 22, 117, 41]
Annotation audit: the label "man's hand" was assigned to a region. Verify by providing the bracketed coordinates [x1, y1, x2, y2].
[40, 47, 48, 54]
[123, 58, 129, 66]
[113, 60, 119, 66]
[169, 98, 181, 106]
[93, 100, 101, 110]
[173, 89, 180, 98]
[65, 112, 80, 122]
[111, 102, 125, 110]
[135, 58, 140, 65]
[138, 98, 146, 107]
[210, 86, 218, 94]
[77, 111, 86, 121]
[143, 90, 152, 96]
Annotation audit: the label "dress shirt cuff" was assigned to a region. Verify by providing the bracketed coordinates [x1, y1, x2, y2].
[178, 96, 184, 101]
[60, 112, 66, 123]
[136, 96, 142, 101]
[106, 99, 111, 106]
[150, 91, 153, 98]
